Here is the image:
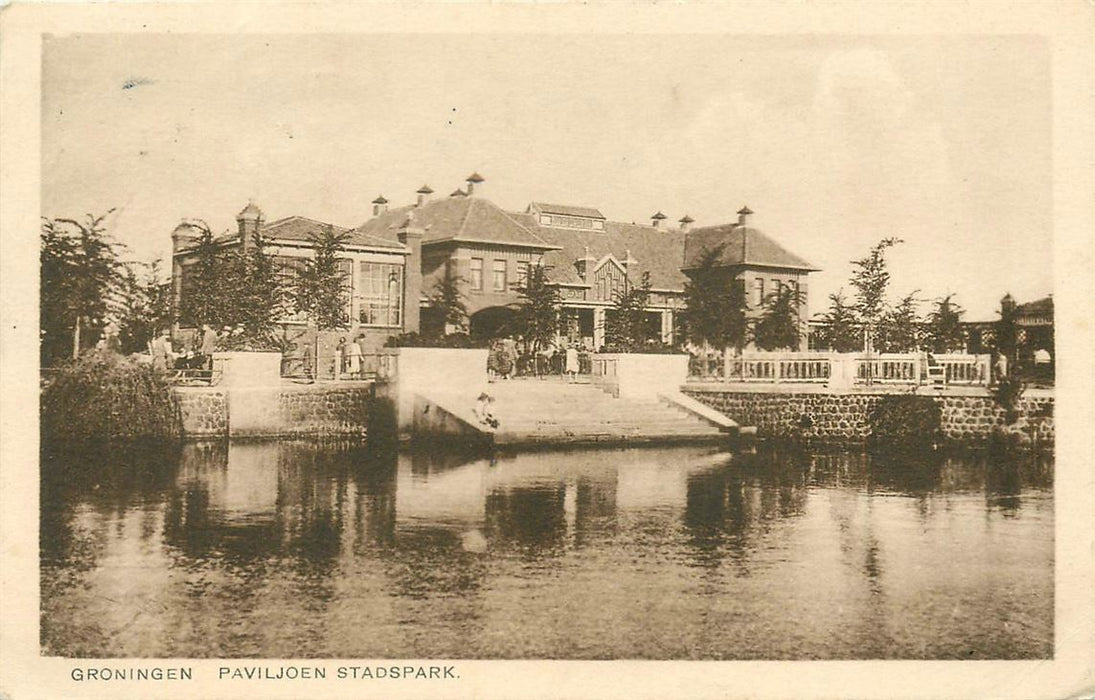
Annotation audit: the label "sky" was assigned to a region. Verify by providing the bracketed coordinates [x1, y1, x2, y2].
[41, 33, 1052, 320]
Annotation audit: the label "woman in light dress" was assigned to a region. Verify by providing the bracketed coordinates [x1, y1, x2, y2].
[344, 336, 363, 378]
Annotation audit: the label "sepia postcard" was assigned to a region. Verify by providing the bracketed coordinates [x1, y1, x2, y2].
[2, 2, 1093, 699]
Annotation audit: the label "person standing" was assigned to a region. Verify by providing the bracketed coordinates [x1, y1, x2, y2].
[150, 330, 174, 372]
[200, 324, 219, 370]
[565, 344, 579, 382]
[993, 350, 1009, 385]
[335, 337, 347, 380]
[345, 334, 363, 379]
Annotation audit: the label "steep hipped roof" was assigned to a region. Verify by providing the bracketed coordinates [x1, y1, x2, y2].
[683, 223, 817, 271]
[1016, 296, 1053, 317]
[529, 202, 606, 220]
[510, 212, 689, 291]
[351, 196, 558, 250]
[262, 215, 406, 250]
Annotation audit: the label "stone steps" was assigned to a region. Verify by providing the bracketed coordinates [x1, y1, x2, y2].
[479, 381, 727, 446]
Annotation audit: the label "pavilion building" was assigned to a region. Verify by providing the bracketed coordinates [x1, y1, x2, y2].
[171, 173, 818, 353]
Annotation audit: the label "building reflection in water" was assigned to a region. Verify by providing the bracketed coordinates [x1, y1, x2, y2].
[39, 439, 1054, 659]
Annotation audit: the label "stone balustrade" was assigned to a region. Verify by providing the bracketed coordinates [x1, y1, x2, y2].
[689, 351, 992, 390]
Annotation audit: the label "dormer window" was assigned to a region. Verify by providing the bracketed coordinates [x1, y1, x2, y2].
[529, 203, 606, 231]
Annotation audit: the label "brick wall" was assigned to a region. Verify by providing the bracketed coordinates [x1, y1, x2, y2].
[175, 384, 372, 438]
[682, 388, 1054, 446]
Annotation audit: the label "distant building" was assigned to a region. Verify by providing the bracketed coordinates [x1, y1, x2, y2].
[964, 294, 1054, 368]
[171, 173, 818, 352]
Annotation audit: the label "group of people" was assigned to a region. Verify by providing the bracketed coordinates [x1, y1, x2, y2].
[487, 338, 517, 380]
[487, 339, 585, 380]
[149, 323, 221, 373]
[335, 334, 371, 379]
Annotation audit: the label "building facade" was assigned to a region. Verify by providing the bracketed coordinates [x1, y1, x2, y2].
[171, 173, 817, 353]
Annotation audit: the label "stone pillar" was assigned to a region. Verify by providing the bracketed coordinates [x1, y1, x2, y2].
[398, 224, 424, 334]
[593, 307, 606, 351]
[661, 309, 673, 344]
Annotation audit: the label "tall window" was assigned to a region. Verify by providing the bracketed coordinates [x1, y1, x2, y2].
[752, 278, 765, 308]
[516, 260, 530, 286]
[771, 279, 782, 298]
[358, 261, 402, 327]
[470, 258, 483, 291]
[492, 259, 507, 292]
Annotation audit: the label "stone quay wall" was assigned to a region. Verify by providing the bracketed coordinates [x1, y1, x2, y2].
[682, 386, 1054, 446]
[175, 383, 372, 438]
[176, 388, 228, 437]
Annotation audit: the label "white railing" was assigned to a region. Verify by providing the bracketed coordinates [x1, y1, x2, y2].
[726, 354, 831, 383]
[932, 354, 990, 385]
[688, 350, 990, 389]
[854, 354, 919, 384]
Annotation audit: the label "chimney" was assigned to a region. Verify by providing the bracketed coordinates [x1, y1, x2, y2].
[416, 184, 434, 206]
[622, 249, 638, 275]
[465, 172, 484, 196]
[372, 195, 389, 217]
[575, 246, 596, 281]
[737, 205, 754, 227]
[236, 201, 264, 251]
[398, 216, 425, 334]
[651, 211, 667, 228]
[678, 214, 694, 233]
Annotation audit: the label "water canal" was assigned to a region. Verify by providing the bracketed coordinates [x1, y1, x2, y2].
[40, 441, 1053, 659]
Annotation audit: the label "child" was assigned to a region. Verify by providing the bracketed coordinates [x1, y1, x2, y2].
[475, 392, 499, 429]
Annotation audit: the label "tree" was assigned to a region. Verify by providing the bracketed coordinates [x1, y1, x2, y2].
[428, 265, 468, 335]
[292, 226, 350, 330]
[876, 291, 922, 353]
[116, 260, 173, 354]
[40, 211, 123, 362]
[812, 290, 861, 352]
[753, 284, 805, 351]
[926, 293, 965, 353]
[512, 263, 560, 355]
[206, 232, 288, 350]
[850, 237, 903, 351]
[604, 271, 656, 351]
[177, 222, 225, 328]
[682, 245, 748, 352]
[995, 294, 1018, 364]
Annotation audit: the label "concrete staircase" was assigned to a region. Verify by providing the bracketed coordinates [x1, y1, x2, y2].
[485, 379, 730, 446]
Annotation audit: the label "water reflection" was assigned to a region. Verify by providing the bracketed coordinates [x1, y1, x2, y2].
[40, 441, 1053, 659]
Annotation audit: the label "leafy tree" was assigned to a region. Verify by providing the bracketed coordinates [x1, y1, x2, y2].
[512, 263, 560, 355]
[176, 222, 225, 328]
[850, 237, 903, 351]
[604, 271, 657, 351]
[812, 290, 861, 353]
[116, 260, 172, 354]
[428, 265, 468, 335]
[292, 226, 350, 330]
[876, 291, 922, 353]
[682, 245, 748, 352]
[753, 284, 805, 351]
[926, 293, 965, 353]
[40, 211, 123, 363]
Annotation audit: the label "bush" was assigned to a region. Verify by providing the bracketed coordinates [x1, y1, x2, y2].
[991, 375, 1026, 425]
[41, 351, 182, 443]
[384, 332, 487, 349]
[599, 340, 681, 354]
[867, 395, 941, 447]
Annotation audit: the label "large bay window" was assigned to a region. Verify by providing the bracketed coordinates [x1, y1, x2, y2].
[358, 261, 403, 327]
